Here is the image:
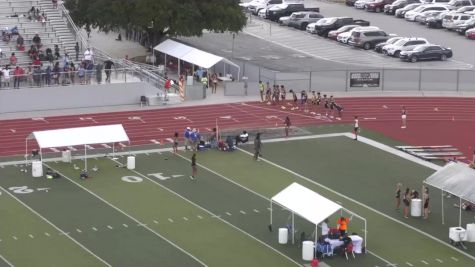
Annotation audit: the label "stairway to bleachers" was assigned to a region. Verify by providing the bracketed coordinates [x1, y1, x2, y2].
[0, 0, 80, 67]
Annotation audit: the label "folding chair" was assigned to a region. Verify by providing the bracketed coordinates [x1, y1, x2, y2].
[344, 242, 355, 260]
[140, 95, 147, 107]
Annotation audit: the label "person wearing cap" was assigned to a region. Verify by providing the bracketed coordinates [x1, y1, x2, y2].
[190, 129, 199, 151]
[184, 127, 191, 150]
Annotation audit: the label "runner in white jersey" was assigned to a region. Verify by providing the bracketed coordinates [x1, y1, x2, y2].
[354, 116, 359, 140]
[401, 106, 407, 129]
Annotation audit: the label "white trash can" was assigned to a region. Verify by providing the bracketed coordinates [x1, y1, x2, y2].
[62, 150, 71, 163]
[411, 199, 422, 217]
[127, 156, 135, 170]
[449, 227, 467, 242]
[278, 228, 288, 244]
[466, 224, 475, 242]
[302, 240, 314, 261]
[32, 161, 43, 177]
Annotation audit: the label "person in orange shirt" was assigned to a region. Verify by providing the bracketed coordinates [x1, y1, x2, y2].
[337, 216, 351, 236]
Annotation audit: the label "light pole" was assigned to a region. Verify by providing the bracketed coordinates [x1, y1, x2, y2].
[231, 33, 236, 58]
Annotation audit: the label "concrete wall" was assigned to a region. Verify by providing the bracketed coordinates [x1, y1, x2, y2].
[0, 82, 158, 113]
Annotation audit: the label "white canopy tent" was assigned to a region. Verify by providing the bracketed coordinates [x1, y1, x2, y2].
[424, 162, 475, 226]
[154, 39, 241, 81]
[270, 183, 367, 246]
[26, 124, 130, 171]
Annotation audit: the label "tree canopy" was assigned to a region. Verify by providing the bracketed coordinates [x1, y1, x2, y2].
[65, 0, 247, 43]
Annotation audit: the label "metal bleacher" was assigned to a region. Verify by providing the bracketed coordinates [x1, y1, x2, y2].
[0, 0, 80, 66]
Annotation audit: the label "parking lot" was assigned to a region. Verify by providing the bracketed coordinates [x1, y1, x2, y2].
[182, 0, 473, 72]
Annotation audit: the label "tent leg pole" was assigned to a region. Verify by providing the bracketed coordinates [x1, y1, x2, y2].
[459, 197, 462, 227]
[112, 143, 115, 159]
[84, 145, 87, 172]
[291, 212, 294, 244]
[270, 200, 272, 226]
[441, 189, 445, 225]
[365, 219, 367, 252]
[25, 139, 28, 166]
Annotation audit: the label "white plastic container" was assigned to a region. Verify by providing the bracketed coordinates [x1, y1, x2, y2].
[449, 227, 467, 242]
[465, 224, 475, 242]
[127, 156, 135, 170]
[411, 199, 422, 217]
[278, 228, 288, 244]
[302, 240, 314, 261]
[62, 150, 71, 163]
[32, 161, 43, 177]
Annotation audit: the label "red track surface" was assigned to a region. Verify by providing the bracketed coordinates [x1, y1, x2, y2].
[1, 97, 474, 161]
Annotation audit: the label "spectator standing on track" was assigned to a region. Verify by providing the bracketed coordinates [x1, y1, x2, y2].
[13, 66, 22, 89]
[284, 116, 291, 138]
[211, 73, 218, 94]
[104, 59, 114, 83]
[69, 62, 76, 84]
[172, 132, 179, 154]
[184, 127, 191, 151]
[353, 116, 359, 140]
[403, 188, 410, 219]
[401, 106, 407, 129]
[96, 63, 103, 84]
[337, 216, 351, 236]
[259, 80, 265, 102]
[253, 133, 262, 161]
[280, 85, 286, 102]
[423, 186, 430, 219]
[190, 153, 197, 181]
[395, 183, 402, 211]
[2, 65, 11, 88]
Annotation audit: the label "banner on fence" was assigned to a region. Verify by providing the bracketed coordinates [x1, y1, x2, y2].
[349, 72, 380, 88]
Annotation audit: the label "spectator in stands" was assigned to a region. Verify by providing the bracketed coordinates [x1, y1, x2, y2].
[16, 34, 24, 51]
[13, 66, 23, 89]
[32, 56, 41, 67]
[28, 6, 35, 20]
[54, 45, 60, 60]
[40, 13, 47, 26]
[9, 53, 17, 66]
[75, 42, 80, 61]
[52, 0, 58, 9]
[11, 26, 19, 36]
[45, 47, 53, 62]
[69, 62, 76, 84]
[32, 34, 42, 49]
[62, 53, 70, 68]
[52, 62, 60, 85]
[104, 59, 114, 83]
[84, 48, 93, 63]
[33, 66, 42, 86]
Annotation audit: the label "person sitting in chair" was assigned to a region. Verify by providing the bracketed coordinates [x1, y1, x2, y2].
[235, 130, 249, 146]
[226, 136, 235, 151]
[80, 170, 89, 180]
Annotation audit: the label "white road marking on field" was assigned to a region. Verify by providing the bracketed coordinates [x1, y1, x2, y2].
[107, 225, 113, 230]
[183, 217, 189, 221]
[123, 224, 128, 228]
[91, 227, 98, 231]
[451, 257, 459, 262]
[44, 163, 208, 267]
[225, 212, 232, 216]
[12, 236, 17, 240]
[253, 209, 260, 213]
[406, 262, 413, 266]
[436, 258, 443, 263]
[168, 218, 174, 223]
[172, 175, 184, 178]
[9, 129, 16, 133]
[0, 254, 14, 267]
[240, 210, 247, 215]
[211, 215, 222, 218]
[59, 232, 70, 236]
[44, 232, 50, 237]
[137, 223, 147, 227]
[28, 234, 34, 239]
[421, 260, 429, 265]
[197, 215, 203, 219]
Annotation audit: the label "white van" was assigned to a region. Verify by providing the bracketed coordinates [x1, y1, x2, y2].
[442, 12, 474, 29]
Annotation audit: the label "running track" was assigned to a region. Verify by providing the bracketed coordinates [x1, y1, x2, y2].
[1, 97, 474, 161]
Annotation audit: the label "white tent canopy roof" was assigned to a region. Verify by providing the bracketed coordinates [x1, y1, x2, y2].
[424, 162, 475, 203]
[272, 183, 342, 225]
[154, 39, 239, 70]
[27, 124, 129, 149]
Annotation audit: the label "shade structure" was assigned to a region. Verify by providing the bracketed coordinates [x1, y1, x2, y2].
[270, 183, 366, 247]
[154, 39, 240, 78]
[424, 162, 475, 226]
[27, 124, 129, 148]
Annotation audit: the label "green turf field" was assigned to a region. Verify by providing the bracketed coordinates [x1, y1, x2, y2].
[1, 126, 474, 267]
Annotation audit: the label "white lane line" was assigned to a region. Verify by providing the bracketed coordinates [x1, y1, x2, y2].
[0, 186, 112, 267]
[28, 234, 34, 239]
[183, 217, 189, 221]
[124, 159, 302, 267]
[0, 254, 14, 267]
[12, 236, 17, 240]
[225, 212, 232, 216]
[168, 218, 174, 223]
[436, 258, 443, 263]
[59, 232, 70, 236]
[76, 229, 82, 233]
[153, 220, 159, 224]
[253, 209, 260, 213]
[451, 257, 459, 262]
[107, 225, 113, 230]
[137, 223, 147, 227]
[92, 227, 98, 231]
[421, 260, 429, 265]
[406, 262, 414, 266]
[44, 163, 208, 267]
[197, 215, 203, 219]
[240, 210, 247, 215]
[44, 232, 50, 237]
[123, 224, 129, 228]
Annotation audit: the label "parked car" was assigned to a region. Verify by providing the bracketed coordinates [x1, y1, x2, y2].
[445, 0, 475, 10]
[382, 37, 429, 57]
[366, 0, 396, 12]
[287, 11, 324, 30]
[442, 12, 473, 29]
[466, 27, 475, 38]
[355, 0, 376, 9]
[348, 28, 392, 49]
[306, 18, 334, 33]
[248, 0, 283, 15]
[455, 5, 475, 13]
[420, 0, 450, 3]
[258, 8, 268, 18]
[405, 4, 450, 21]
[415, 10, 445, 23]
[266, 3, 320, 21]
[314, 17, 370, 37]
[399, 44, 453, 62]
[395, 3, 423, 17]
[455, 16, 475, 33]
[384, 0, 421, 15]
[374, 36, 404, 52]
[328, 25, 362, 40]
[337, 26, 380, 43]
[240, 0, 265, 9]
[346, 0, 359, 6]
